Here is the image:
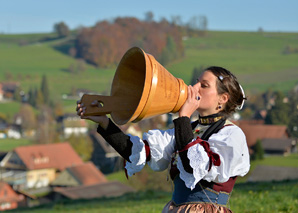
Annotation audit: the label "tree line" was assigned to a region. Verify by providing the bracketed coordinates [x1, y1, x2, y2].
[74, 17, 184, 67]
[53, 13, 209, 68]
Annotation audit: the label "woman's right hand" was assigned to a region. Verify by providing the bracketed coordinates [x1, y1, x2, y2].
[179, 85, 200, 118]
[76, 99, 109, 129]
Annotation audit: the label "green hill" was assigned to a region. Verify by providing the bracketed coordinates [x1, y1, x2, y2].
[0, 31, 298, 117]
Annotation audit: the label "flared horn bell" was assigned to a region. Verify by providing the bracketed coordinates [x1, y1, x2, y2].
[81, 47, 188, 125]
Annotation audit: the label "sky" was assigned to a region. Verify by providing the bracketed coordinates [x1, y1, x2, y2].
[0, 0, 297, 34]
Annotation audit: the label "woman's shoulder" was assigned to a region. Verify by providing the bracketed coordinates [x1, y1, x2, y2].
[210, 120, 246, 143]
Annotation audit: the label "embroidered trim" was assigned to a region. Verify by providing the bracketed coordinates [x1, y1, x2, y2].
[198, 116, 223, 125]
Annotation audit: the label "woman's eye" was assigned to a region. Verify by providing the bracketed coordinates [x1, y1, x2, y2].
[201, 84, 208, 88]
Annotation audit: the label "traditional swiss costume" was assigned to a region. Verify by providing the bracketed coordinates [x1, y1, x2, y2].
[97, 114, 250, 212]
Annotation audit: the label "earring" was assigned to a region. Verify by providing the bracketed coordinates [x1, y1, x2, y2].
[218, 105, 222, 109]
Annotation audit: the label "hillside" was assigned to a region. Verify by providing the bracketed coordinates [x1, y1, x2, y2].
[0, 31, 298, 116]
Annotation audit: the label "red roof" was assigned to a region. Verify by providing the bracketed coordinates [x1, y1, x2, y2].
[67, 162, 107, 185]
[0, 181, 23, 204]
[238, 123, 288, 147]
[14, 142, 83, 171]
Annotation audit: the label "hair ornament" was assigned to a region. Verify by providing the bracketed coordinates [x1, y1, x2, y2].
[236, 84, 245, 110]
[218, 75, 224, 81]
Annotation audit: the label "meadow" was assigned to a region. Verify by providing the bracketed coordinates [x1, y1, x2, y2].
[1, 31, 298, 118]
[12, 179, 298, 212]
[1, 31, 298, 212]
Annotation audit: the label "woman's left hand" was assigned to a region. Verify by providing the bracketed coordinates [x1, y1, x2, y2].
[179, 85, 200, 118]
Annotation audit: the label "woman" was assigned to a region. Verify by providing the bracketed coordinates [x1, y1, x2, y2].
[77, 66, 250, 212]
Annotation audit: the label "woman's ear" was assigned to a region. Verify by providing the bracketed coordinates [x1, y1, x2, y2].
[219, 93, 229, 105]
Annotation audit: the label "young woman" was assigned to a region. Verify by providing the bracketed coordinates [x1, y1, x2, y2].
[77, 66, 250, 212]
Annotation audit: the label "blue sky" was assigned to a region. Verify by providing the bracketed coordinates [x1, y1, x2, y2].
[0, 0, 297, 34]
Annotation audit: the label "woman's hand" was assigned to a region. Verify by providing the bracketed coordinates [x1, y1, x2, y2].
[76, 99, 109, 129]
[179, 85, 200, 118]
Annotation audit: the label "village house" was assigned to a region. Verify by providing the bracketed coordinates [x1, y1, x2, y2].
[57, 113, 88, 138]
[51, 161, 107, 187]
[0, 181, 24, 211]
[0, 143, 83, 190]
[237, 120, 296, 155]
[53, 181, 135, 201]
[0, 82, 20, 100]
[89, 131, 122, 174]
[89, 122, 144, 174]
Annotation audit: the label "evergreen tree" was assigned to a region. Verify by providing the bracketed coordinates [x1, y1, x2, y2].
[251, 140, 264, 160]
[265, 91, 290, 125]
[28, 87, 36, 107]
[35, 88, 44, 108]
[41, 75, 50, 105]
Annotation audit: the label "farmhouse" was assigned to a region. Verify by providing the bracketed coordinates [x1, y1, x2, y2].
[51, 162, 107, 187]
[0, 181, 24, 211]
[237, 121, 295, 155]
[0, 143, 83, 190]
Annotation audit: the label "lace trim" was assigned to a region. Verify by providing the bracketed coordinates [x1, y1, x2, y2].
[125, 135, 146, 176]
[177, 143, 210, 190]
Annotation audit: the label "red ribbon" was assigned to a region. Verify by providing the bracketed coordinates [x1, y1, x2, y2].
[179, 137, 221, 171]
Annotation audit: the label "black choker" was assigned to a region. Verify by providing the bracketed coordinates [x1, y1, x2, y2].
[198, 114, 223, 125]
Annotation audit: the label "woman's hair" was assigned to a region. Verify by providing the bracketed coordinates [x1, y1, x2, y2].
[205, 66, 246, 117]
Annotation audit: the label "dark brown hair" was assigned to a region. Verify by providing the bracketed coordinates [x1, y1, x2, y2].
[205, 66, 245, 117]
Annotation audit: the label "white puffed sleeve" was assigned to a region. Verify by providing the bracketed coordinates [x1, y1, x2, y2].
[144, 128, 176, 171]
[125, 128, 176, 176]
[178, 125, 250, 190]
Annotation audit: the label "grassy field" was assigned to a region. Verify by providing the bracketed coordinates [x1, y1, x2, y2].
[1, 31, 298, 118]
[12, 180, 298, 212]
[0, 138, 32, 151]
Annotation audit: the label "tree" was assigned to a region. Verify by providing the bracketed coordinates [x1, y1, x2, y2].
[17, 103, 37, 131]
[54, 22, 70, 38]
[265, 91, 290, 125]
[287, 87, 298, 137]
[41, 75, 50, 105]
[159, 36, 177, 66]
[35, 106, 56, 144]
[144, 11, 154, 22]
[251, 140, 264, 161]
[68, 134, 94, 161]
[35, 88, 44, 108]
[187, 16, 208, 37]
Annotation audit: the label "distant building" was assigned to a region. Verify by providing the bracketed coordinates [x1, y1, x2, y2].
[89, 131, 121, 174]
[53, 181, 135, 201]
[0, 143, 83, 190]
[51, 162, 107, 187]
[57, 113, 88, 138]
[0, 82, 20, 100]
[0, 181, 24, 211]
[237, 120, 295, 155]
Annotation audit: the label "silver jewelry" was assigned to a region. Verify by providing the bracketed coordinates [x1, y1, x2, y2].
[236, 84, 245, 110]
[196, 96, 200, 100]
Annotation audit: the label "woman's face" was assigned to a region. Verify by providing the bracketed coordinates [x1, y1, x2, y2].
[193, 71, 226, 116]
